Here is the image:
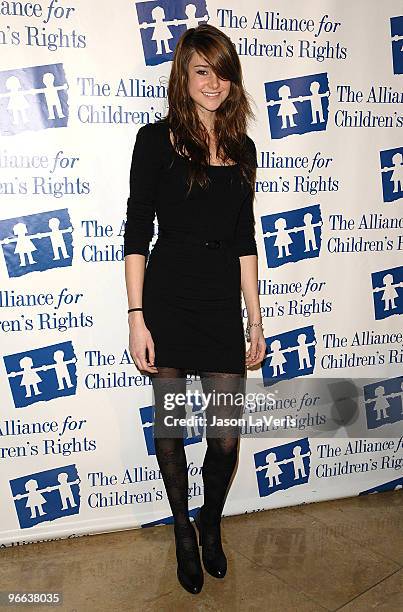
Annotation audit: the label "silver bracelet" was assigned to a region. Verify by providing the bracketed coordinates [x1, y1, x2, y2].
[245, 321, 263, 342]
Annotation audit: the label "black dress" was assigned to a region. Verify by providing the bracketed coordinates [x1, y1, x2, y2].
[123, 118, 258, 375]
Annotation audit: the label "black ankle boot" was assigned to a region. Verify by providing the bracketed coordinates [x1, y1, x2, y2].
[174, 523, 204, 594]
[194, 507, 227, 579]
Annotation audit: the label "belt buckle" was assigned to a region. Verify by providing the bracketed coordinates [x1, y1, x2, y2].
[204, 240, 221, 249]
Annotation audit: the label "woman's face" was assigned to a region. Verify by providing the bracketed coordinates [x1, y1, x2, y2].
[187, 51, 231, 122]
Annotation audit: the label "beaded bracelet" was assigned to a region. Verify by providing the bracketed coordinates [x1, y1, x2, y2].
[245, 321, 263, 342]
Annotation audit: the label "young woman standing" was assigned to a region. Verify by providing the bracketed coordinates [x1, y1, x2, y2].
[124, 24, 266, 595]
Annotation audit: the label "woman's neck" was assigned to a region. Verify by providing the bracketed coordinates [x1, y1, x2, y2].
[198, 111, 216, 135]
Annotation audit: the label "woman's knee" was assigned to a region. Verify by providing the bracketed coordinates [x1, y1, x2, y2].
[207, 436, 239, 457]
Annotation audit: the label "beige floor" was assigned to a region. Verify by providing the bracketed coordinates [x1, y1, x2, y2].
[0, 489, 402, 611]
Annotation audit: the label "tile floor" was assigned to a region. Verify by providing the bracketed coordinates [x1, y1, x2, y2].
[0, 489, 402, 611]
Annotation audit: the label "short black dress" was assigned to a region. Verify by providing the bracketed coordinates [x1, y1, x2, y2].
[123, 119, 258, 375]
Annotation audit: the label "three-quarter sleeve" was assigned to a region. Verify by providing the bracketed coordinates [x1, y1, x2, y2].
[234, 137, 258, 257]
[123, 125, 160, 257]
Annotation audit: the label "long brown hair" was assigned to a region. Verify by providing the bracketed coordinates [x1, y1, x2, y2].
[166, 23, 256, 197]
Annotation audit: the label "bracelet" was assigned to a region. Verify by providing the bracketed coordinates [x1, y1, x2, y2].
[128, 307, 143, 313]
[245, 321, 263, 342]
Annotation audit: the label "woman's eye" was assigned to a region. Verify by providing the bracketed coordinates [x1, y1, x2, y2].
[196, 70, 208, 75]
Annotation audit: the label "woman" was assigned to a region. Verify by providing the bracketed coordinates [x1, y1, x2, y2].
[124, 23, 266, 595]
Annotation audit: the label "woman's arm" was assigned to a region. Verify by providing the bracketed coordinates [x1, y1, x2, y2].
[124, 124, 160, 373]
[125, 261, 157, 378]
[235, 138, 266, 368]
[240, 255, 266, 368]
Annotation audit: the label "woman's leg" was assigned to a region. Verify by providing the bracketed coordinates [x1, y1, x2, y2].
[151, 366, 189, 528]
[197, 370, 245, 574]
[150, 366, 203, 593]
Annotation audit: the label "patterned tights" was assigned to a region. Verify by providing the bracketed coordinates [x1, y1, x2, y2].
[150, 366, 244, 567]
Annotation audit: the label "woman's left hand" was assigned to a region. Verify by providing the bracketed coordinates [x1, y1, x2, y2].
[246, 327, 267, 368]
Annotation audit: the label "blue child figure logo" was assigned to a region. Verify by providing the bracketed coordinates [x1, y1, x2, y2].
[381, 274, 399, 311]
[5, 70, 66, 125]
[12, 217, 71, 267]
[372, 265, 403, 320]
[4, 341, 78, 408]
[42, 71, 67, 120]
[265, 73, 330, 139]
[262, 326, 316, 387]
[10, 465, 81, 529]
[380, 147, 403, 203]
[6, 75, 30, 124]
[0, 63, 69, 135]
[53, 349, 75, 391]
[277, 84, 298, 129]
[263, 451, 282, 487]
[254, 438, 311, 497]
[269, 339, 287, 377]
[372, 385, 390, 421]
[262, 205, 322, 268]
[48, 216, 71, 260]
[364, 375, 403, 429]
[14, 222, 37, 267]
[389, 152, 403, 194]
[135, 1, 209, 66]
[19, 356, 42, 398]
[309, 81, 326, 124]
[25, 478, 48, 519]
[0, 209, 73, 278]
[140, 400, 204, 455]
[150, 5, 174, 55]
[274, 217, 293, 257]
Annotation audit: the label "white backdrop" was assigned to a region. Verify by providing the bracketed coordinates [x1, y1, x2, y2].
[0, 0, 402, 548]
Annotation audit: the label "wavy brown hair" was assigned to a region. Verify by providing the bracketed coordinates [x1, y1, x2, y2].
[166, 23, 256, 197]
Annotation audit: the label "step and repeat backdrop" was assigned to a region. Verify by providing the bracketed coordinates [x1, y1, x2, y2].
[0, 0, 402, 548]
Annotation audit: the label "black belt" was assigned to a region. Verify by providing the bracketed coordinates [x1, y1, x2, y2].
[157, 228, 234, 250]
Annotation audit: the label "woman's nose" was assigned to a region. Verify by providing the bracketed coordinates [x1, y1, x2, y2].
[209, 74, 220, 89]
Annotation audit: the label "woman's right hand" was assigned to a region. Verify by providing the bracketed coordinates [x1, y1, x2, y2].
[128, 318, 159, 374]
